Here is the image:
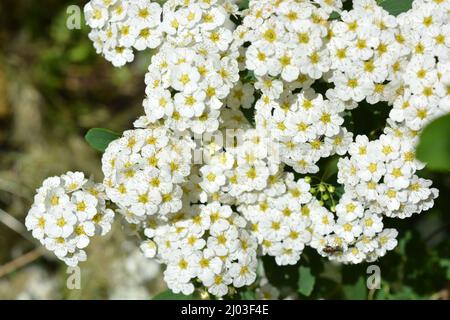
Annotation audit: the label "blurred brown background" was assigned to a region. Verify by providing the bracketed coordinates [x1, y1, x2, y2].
[0, 0, 166, 299]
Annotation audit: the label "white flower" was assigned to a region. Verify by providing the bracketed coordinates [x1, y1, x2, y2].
[379, 185, 408, 212]
[376, 229, 398, 256]
[384, 160, 413, 189]
[105, 46, 134, 67]
[62, 171, 87, 192]
[25, 207, 47, 240]
[227, 81, 255, 109]
[334, 220, 362, 243]
[358, 156, 386, 182]
[312, 101, 344, 137]
[171, 64, 201, 93]
[26, 172, 114, 266]
[129, 0, 161, 27]
[230, 257, 257, 288]
[204, 28, 233, 52]
[194, 249, 223, 282]
[208, 227, 239, 256]
[203, 273, 232, 297]
[174, 90, 206, 118]
[72, 191, 98, 221]
[299, 49, 331, 79]
[246, 45, 275, 77]
[140, 240, 157, 258]
[332, 71, 373, 102]
[335, 196, 364, 222]
[144, 89, 174, 121]
[84, 3, 109, 29]
[73, 221, 95, 249]
[361, 212, 383, 237]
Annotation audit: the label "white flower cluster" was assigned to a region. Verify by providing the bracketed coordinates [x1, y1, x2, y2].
[84, 0, 240, 67]
[389, 1, 450, 128]
[26, 0, 448, 297]
[239, 173, 313, 266]
[25, 172, 114, 266]
[231, 0, 445, 265]
[161, 0, 239, 48]
[339, 128, 438, 219]
[238, 169, 400, 265]
[257, 90, 353, 174]
[236, 0, 337, 85]
[316, 127, 438, 264]
[141, 202, 258, 297]
[327, 1, 404, 104]
[85, 0, 163, 66]
[141, 44, 239, 134]
[140, 0, 241, 134]
[198, 128, 281, 205]
[326, 0, 450, 108]
[102, 127, 194, 224]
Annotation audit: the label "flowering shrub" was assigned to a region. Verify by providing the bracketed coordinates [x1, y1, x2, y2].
[26, 0, 449, 299]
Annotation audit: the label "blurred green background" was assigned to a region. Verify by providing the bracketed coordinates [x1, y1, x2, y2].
[0, 0, 448, 300]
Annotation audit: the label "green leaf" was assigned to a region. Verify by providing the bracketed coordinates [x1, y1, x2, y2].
[298, 266, 315, 296]
[239, 0, 250, 10]
[416, 114, 450, 171]
[396, 230, 413, 256]
[329, 11, 341, 20]
[388, 286, 422, 300]
[243, 70, 256, 82]
[239, 289, 256, 300]
[378, 0, 413, 16]
[85, 128, 120, 152]
[153, 290, 194, 300]
[242, 107, 255, 126]
[439, 259, 450, 280]
[343, 276, 367, 300]
[322, 155, 339, 181]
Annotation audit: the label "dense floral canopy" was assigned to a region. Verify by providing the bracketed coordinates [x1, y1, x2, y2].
[26, 0, 448, 298]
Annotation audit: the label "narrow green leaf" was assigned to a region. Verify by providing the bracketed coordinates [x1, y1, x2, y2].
[85, 128, 120, 152]
[242, 107, 255, 126]
[378, 0, 413, 16]
[416, 114, 450, 171]
[329, 11, 341, 20]
[298, 266, 315, 296]
[153, 290, 194, 300]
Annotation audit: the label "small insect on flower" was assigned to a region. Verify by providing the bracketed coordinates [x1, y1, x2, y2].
[323, 246, 344, 254]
